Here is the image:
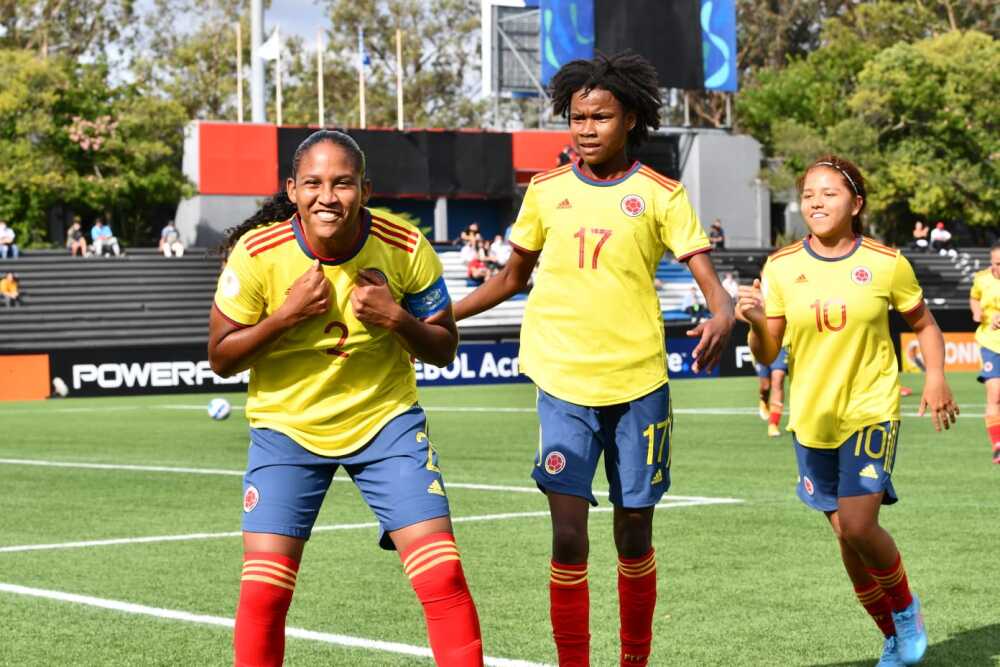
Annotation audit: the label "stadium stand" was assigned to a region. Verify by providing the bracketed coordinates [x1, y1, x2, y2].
[1, 244, 978, 352]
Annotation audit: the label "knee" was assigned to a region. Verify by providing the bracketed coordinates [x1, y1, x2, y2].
[614, 517, 653, 557]
[552, 523, 588, 562]
[837, 515, 875, 547]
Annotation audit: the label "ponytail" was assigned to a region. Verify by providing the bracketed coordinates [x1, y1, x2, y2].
[219, 191, 296, 255]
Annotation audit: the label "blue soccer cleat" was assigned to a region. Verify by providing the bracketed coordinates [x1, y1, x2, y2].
[892, 594, 927, 664]
[876, 636, 905, 667]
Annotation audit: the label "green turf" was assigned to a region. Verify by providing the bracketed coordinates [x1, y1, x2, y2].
[0, 373, 996, 666]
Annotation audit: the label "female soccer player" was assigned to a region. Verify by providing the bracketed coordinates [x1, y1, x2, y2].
[209, 130, 482, 667]
[737, 155, 959, 666]
[969, 243, 1000, 464]
[454, 52, 734, 667]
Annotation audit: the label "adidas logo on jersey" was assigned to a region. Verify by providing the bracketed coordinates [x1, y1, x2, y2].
[795, 274, 808, 283]
[427, 479, 446, 496]
[556, 198, 572, 209]
[651, 469, 663, 486]
[859, 464, 879, 479]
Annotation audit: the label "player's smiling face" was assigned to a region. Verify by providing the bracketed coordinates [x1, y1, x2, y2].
[568, 87, 635, 168]
[799, 167, 863, 240]
[287, 141, 371, 248]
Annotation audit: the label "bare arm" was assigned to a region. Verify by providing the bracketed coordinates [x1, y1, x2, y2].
[453, 248, 539, 321]
[970, 297, 982, 323]
[351, 270, 458, 368]
[685, 252, 735, 372]
[902, 305, 959, 431]
[208, 260, 331, 377]
[736, 278, 785, 366]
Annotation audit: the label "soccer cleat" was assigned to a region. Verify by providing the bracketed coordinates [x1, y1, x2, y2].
[768, 423, 781, 437]
[758, 400, 770, 421]
[892, 594, 927, 665]
[877, 636, 906, 667]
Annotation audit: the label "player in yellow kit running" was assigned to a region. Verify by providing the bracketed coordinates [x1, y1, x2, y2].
[209, 130, 482, 667]
[968, 243, 1000, 464]
[738, 155, 959, 667]
[455, 52, 734, 667]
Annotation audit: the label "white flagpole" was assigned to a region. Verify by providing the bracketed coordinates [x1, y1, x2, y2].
[395, 29, 403, 130]
[317, 30, 324, 127]
[358, 26, 366, 129]
[236, 22, 243, 123]
[275, 25, 282, 126]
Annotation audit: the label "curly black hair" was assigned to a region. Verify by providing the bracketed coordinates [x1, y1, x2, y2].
[549, 51, 662, 150]
[220, 130, 366, 254]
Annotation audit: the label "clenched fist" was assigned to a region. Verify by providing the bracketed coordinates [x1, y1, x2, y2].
[351, 268, 404, 330]
[277, 260, 331, 325]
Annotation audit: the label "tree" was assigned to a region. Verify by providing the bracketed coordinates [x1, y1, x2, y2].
[0, 0, 136, 60]
[0, 48, 192, 246]
[736, 4, 999, 239]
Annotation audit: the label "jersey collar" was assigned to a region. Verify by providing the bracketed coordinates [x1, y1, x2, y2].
[803, 234, 862, 262]
[571, 160, 641, 187]
[291, 209, 370, 266]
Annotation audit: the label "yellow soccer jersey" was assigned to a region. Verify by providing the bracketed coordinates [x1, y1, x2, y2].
[970, 269, 1000, 352]
[213, 209, 448, 456]
[510, 161, 711, 406]
[761, 236, 924, 448]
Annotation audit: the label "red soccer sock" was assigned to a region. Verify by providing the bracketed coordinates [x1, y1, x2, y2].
[234, 552, 299, 667]
[618, 550, 657, 666]
[854, 581, 897, 638]
[550, 560, 590, 667]
[985, 416, 1000, 450]
[768, 409, 782, 427]
[401, 532, 483, 667]
[868, 553, 914, 612]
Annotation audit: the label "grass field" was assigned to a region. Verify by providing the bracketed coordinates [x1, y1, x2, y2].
[0, 373, 997, 666]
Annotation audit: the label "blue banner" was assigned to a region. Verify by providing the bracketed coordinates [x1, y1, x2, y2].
[700, 0, 737, 92]
[540, 0, 594, 86]
[415, 338, 716, 387]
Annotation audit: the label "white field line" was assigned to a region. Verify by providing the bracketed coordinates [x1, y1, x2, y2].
[0, 582, 550, 667]
[0, 458, 738, 503]
[0, 403, 985, 417]
[0, 499, 741, 554]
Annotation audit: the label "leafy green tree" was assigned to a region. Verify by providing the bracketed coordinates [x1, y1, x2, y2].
[0, 48, 192, 246]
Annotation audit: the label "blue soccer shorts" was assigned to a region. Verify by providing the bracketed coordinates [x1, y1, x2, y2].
[241, 406, 450, 550]
[978, 346, 1000, 383]
[755, 347, 789, 377]
[532, 383, 672, 508]
[793, 420, 900, 512]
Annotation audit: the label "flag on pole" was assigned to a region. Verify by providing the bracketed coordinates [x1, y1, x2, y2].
[254, 28, 281, 61]
[357, 25, 370, 69]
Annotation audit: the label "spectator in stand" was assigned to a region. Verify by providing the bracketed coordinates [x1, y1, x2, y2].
[682, 285, 707, 322]
[160, 221, 185, 257]
[91, 218, 122, 257]
[721, 272, 740, 301]
[66, 217, 88, 256]
[489, 234, 512, 269]
[467, 253, 490, 286]
[709, 219, 726, 250]
[0, 221, 19, 259]
[930, 222, 955, 256]
[457, 223, 482, 247]
[459, 239, 478, 265]
[1, 272, 22, 307]
[911, 221, 929, 252]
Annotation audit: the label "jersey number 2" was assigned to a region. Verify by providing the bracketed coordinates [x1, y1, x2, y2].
[574, 227, 613, 269]
[324, 320, 350, 358]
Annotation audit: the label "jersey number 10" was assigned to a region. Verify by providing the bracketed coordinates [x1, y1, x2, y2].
[811, 300, 847, 332]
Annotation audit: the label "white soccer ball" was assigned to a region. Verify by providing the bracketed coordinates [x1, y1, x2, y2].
[52, 377, 69, 398]
[207, 397, 231, 420]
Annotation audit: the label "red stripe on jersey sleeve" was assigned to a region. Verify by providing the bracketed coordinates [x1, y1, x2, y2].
[638, 168, 678, 191]
[899, 300, 926, 316]
[371, 215, 419, 240]
[248, 233, 296, 257]
[676, 246, 712, 261]
[371, 229, 415, 253]
[245, 222, 292, 248]
[509, 241, 541, 255]
[371, 221, 418, 246]
[861, 241, 898, 258]
[533, 165, 572, 184]
[213, 302, 253, 328]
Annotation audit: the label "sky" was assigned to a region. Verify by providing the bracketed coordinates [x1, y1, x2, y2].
[264, 0, 329, 47]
